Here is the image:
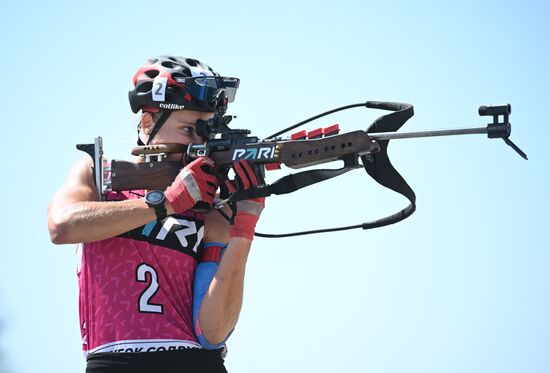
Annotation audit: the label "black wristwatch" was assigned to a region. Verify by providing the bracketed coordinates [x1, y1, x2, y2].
[145, 190, 168, 221]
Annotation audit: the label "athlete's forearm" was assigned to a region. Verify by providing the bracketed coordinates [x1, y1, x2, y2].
[48, 198, 164, 244]
[197, 237, 252, 344]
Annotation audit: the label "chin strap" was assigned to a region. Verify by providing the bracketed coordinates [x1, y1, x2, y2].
[137, 111, 172, 146]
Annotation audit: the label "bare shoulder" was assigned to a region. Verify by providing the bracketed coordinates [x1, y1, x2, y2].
[67, 156, 97, 195]
[50, 156, 99, 208]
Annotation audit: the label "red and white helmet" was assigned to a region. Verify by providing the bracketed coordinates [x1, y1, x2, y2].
[128, 56, 239, 113]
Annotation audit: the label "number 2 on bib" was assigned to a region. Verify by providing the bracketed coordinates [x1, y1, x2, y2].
[136, 263, 164, 314]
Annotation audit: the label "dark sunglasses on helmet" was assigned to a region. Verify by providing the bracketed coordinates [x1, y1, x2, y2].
[175, 76, 240, 103]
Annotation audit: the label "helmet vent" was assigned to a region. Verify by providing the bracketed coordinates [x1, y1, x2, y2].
[185, 58, 200, 67]
[144, 70, 159, 78]
[172, 70, 191, 79]
[161, 60, 182, 70]
[136, 81, 153, 93]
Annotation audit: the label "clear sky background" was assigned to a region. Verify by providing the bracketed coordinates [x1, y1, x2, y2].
[0, 0, 548, 372]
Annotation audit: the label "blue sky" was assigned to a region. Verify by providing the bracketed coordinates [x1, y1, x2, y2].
[0, 0, 549, 372]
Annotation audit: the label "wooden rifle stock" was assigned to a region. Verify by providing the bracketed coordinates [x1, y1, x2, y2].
[109, 130, 379, 192]
[110, 160, 181, 191]
[277, 130, 377, 168]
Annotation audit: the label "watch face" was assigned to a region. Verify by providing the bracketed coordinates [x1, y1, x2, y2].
[146, 190, 165, 205]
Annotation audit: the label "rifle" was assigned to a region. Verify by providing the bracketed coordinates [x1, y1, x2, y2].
[77, 101, 527, 238]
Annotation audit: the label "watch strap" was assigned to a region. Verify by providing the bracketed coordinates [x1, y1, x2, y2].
[145, 190, 168, 221]
[153, 203, 167, 221]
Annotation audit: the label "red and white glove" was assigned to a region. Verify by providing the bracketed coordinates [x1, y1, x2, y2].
[225, 160, 265, 240]
[165, 157, 218, 214]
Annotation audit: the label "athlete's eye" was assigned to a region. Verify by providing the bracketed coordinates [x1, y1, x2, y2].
[182, 126, 196, 136]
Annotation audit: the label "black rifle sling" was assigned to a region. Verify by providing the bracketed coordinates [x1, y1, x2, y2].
[361, 101, 416, 229]
[267, 165, 359, 195]
[227, 162, 360, 202]
[246, 101, 418, 237]
[224, 101, 418, 237]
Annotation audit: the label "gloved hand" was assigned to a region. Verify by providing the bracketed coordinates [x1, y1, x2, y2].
[225, 160, 265, 240]
[165, 157, 218, 214]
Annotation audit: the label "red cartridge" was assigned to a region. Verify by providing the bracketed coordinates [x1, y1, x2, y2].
[323, 123, 340, 136]
[291, 130, 307, 140]
[307, 128, 323, 139]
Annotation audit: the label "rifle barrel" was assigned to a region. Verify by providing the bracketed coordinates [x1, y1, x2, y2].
[369, 125, 487, 141]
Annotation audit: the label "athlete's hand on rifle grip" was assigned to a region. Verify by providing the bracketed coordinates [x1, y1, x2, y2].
[165, 157, 218, 214]
[225, 160, 265, 240]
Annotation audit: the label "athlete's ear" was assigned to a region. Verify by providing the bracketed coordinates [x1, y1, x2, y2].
[140, 112, 154, 135]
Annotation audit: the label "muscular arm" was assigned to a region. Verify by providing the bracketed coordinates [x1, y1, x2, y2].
[51, 157, 252, 343]
[47, 157, 164, 244]
[196, 209, 252, 345]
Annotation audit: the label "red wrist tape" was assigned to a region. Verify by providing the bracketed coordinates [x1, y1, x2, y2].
[229, 213, 260, 240]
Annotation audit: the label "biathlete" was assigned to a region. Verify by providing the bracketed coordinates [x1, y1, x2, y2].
[48, 56, 264, 373]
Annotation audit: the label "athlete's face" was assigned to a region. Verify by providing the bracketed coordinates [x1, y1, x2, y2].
[148, 110, 214, 145]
